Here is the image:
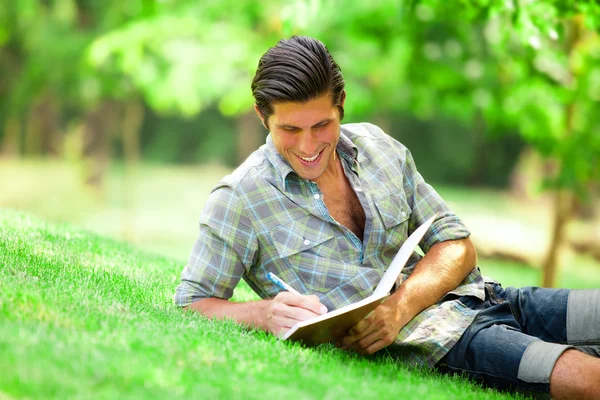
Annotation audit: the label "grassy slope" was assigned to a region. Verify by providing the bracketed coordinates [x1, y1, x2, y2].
[0, 209, 520, 400]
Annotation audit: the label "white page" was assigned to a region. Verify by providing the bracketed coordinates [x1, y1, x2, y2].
[372, 214, 436, 297]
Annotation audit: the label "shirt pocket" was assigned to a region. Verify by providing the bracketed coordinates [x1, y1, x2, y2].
[269, 215, 356, 293]
[375, 194, 412, 252]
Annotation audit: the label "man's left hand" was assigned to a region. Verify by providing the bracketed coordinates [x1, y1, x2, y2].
[335, 297, 407, 355]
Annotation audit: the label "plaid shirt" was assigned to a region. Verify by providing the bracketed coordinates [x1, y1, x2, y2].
[175, 122, 485, 367]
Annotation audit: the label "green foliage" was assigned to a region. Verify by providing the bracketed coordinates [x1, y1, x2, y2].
[86, 1, 267, 117]
[83, 0, 599, 193]
[1, 0, 598, 192]
[141, 106, 238, 165]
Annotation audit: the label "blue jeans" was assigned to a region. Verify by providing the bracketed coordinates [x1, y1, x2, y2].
[437, 283, 600, 396]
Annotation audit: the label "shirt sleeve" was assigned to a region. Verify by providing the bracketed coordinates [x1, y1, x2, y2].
[354, 121, 471, 254]
[174, 186, 258, 307]
[400, 144, 471, 253]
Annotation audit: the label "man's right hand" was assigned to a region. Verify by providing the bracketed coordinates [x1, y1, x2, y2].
[267, 292, 328, 337]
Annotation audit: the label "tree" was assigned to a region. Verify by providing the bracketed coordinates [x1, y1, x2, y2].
[3, 0, 598, 286]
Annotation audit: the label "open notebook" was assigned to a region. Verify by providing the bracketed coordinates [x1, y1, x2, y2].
[282, 214, 436, 345]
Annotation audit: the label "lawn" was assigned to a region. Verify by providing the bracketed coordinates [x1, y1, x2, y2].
[1, 209, 525, 400]
[1, 160, 599, 399]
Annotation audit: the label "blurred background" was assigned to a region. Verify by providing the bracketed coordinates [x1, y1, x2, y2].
[1, 0, 599, 288]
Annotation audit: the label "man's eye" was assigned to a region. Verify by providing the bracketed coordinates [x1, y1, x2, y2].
[315, 122, 328, 129]
[283, 127, 297, 132]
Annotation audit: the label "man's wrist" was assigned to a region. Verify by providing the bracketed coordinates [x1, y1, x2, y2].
[392, 274, 439, 320]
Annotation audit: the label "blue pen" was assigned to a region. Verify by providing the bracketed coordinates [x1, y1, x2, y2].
[267, 272, 302, 296]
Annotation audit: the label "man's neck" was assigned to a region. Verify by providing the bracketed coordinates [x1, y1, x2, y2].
[313, 151, 344, 188]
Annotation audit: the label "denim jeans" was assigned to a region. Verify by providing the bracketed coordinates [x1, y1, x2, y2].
[437, 283, 600, 397]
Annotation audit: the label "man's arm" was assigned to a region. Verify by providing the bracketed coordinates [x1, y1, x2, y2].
[177, 186, 328, 336]
[335, 128, 478, 354]
[337, 236, 477, 354]
[187, 293, 328, 337]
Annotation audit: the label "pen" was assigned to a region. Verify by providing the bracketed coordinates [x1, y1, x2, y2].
[267, 272, 302, 296]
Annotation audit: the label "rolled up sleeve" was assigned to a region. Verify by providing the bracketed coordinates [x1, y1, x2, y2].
[401, 146, 471, 253]
[174, 186, 257, 307]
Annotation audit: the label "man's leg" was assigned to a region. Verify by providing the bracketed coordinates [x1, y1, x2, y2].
[565, 289, 600, 355]
[439, 298, 565, 395]
[492, 285, 600, 398]
[550, 349, 600, 399]
[495, 287, 600, 345]
[440, 285, 600, 397]
[544, 289, 600, 398]
[498, 286, 600, 355]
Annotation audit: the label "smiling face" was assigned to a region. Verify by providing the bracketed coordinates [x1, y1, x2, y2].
[255, 92, 344, 183]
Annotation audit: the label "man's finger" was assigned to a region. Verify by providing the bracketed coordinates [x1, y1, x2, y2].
[362, 339, 387, 355]
[355, 329, 382, 351]
[348, 318, 370, 336]
[285, 304, 325, 321]
[308, 294, 321, 303]
[279, 292, 328, 315]
[269, 315, 296, 337]
[337, 324, 375, 348]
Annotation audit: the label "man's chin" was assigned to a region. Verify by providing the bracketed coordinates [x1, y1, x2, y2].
[294, 168, 323, 182]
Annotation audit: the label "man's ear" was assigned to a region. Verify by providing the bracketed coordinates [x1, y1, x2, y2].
[340, 90, 346, 107]
[253, 104, 268, 130]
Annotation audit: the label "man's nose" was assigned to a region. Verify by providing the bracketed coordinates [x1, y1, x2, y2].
[298, 131, 318, 155]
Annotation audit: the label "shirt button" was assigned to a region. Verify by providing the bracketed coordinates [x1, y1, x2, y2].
[401, 211, 406, 218]
[313, 194, 320, 200]
[304, 239, 310, 246]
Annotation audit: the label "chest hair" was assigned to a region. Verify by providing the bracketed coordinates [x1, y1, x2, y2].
[322, 181, 366, 241]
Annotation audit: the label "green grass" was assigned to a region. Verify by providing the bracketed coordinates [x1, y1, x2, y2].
[1, 160, 598, 398]
[0, 159, 232, 261]
[1, 209, 526, 400]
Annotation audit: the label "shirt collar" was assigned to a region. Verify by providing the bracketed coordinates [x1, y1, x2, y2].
[264, 126, 360, 190]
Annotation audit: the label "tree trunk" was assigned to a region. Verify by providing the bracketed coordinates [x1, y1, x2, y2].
[509, 146, 542, 201]
[23, 95, 61, 156]
[41, 96, 62, 157]
[542, 189, 574, 287]
[121, 100, 144, 242]
[122, 100, 143, 168]
[2, 115, 21, 158]
[541, 101, 576, 287]
[236, 111, 264, 164]
[81, 101, 118, 193]
[24, 102, 44, 156]
[540, 16, 584, 287]
[469, 109, 486, 186]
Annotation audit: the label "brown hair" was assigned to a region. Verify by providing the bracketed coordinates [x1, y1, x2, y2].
[251, 36, 345, 128]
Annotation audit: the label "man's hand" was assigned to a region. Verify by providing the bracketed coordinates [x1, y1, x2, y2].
[335, 297, 407, 355]
[335, 238, 477, 355]
[267, 292, 328, 337]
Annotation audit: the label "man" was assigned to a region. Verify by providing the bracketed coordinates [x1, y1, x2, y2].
[175, 36, 600, 398]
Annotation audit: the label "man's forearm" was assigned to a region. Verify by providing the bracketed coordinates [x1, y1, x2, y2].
[186, 297, 271, 331]
[392, 237, 477, 321]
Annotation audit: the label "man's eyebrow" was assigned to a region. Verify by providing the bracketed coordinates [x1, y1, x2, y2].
[275, 123, 299, 129]
[275, 119, 332, 129]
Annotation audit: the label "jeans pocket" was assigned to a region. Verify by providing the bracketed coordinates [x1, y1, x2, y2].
[485, 282, 506, 306]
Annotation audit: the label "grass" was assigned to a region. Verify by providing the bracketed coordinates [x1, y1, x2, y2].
[1, 159, 599, 398]
[0, 158, 232, 261]
[1, 209, 525, 400]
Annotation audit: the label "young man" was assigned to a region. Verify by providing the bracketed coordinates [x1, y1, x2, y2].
[175, 36, 600, 398]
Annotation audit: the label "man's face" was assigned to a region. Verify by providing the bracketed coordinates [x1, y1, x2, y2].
[257, 92, 344, 182]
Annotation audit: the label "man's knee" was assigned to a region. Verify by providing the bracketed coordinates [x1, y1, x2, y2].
[567, 289, 600, 345]
[517, 341, 572, 385]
